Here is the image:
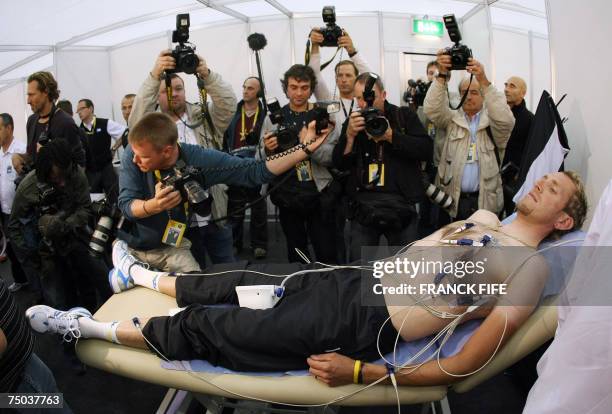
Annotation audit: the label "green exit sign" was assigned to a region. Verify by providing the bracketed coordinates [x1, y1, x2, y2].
[413, 19, 444, 37]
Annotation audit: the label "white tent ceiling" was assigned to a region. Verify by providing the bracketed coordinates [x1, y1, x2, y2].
[0, 0, 547, 84]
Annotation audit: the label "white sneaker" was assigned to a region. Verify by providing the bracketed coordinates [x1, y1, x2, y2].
[108, 267, 134, 294]
[26, 305, 92, 343]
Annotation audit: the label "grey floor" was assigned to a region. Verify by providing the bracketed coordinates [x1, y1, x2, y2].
[3, 220, 540, 414]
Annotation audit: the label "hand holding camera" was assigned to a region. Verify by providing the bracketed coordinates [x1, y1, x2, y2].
[263, 131, 279, 154]
[152, 50, 177, 79]
[465, 58, 490, 87]
[299, 120, 332, 154]
[346, 111, 366, 141]
[337, 31, 356, 55]
[153, 181, 183, 212]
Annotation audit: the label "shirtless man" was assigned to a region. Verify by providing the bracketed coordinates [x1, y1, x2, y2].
[24, 172, 586, 386]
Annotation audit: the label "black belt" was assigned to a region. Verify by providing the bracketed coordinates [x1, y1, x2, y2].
[460, 191, 479, 199]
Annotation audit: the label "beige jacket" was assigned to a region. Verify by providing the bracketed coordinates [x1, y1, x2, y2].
[423, 79, 515, 218]
[128, 71, 237, 224]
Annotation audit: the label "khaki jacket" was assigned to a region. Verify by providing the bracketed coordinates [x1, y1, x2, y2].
[423, 79, 515, 217]
[128, 71, 237, 224]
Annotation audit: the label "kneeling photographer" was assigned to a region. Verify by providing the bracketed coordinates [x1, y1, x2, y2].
[332, 73, 432, 261]
[8, 139, 109, 311]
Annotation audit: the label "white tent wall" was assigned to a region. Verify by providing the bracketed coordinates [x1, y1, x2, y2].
[491, 28, 530, 106]
[0, 81, 28, 144]
[55, 50, 114, 125]
[109, 36, 168, 122]
[547, 0, 611, 222]
[530, 35, 551, 109]
[460, 6, 492, 81]
[382, 14, 451, 106]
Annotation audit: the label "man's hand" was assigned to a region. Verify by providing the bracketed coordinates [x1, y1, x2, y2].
[152, 181, 182, 212]
[151, 50, 176, 79]
[196, 55, 209, 79]
[338, 31, 356, 55]
[12, 154, 26, 174]
[346, 111, 366, 141]
[436, 49, 452, 76]
[38, 214, 66, 239]
[263, 131, 279, 154]
[310, 30, 324, 46]
[307, 353, 355, 387]
[466, 58, 490, 88]
[299, 120, 332, 153]
[371, 125, 393, 143]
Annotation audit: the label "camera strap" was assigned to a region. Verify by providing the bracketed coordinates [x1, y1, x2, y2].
[448, 74, 474, 111]
[304, 37, 341, 71]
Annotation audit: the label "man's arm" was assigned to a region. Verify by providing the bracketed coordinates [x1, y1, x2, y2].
[63, 168, 92, 231]
[195, 58, 237, 148]
[8, 173, 38, 252]
[308, 31, 332, 101]
[482, 84, 515, 151]
[128, 68, 163, 128]
[422, 77, 454, 130]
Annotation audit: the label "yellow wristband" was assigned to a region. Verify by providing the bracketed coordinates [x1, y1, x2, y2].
[353, 360, 362, 384]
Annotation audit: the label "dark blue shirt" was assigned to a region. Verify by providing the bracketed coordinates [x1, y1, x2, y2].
[118, 143, 275, 250]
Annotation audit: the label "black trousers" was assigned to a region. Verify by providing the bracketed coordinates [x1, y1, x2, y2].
[142, 262, 397, 372]
[227, 185, 268, 250]
[278, 206, 337, 264]
[86, 163, 118, 205]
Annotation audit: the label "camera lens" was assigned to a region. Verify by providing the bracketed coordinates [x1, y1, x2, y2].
[364, 112, 389, 137]
[181, 53, 199, 74]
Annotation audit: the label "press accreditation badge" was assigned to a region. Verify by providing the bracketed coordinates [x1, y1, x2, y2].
[368, 163, 385, 186]
[296, 160, 314, 182]
[162, 219, 186, 247]
[466, 142, 478, 164]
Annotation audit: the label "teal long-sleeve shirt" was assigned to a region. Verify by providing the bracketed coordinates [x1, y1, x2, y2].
[118, 143, 275, 250]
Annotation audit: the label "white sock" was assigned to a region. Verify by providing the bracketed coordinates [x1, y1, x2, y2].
[79, 318, 121, 344]
[131, 267, 164, 292]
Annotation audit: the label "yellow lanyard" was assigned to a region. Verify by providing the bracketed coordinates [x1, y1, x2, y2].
[240, 106, 259, 141]
[84, 117, 97, 135]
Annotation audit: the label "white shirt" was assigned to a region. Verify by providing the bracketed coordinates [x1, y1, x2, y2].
[175, 113, 210, 228]
[83, 117, 127, 147]
[0, 138, 27, 214]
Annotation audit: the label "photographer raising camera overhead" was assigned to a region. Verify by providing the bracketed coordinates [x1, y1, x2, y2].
[332, 73, 432, 261]
[423, 14, 514, 221]
[128, 14, 238, 267]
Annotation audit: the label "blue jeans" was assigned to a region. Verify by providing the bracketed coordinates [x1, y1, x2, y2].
[14, 353, 72, 413]
[186, 223, 235, 268]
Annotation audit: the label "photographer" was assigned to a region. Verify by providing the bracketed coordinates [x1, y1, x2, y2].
[118, 112, 330, 273]
[332, 73, 432, 261]
[128, 49, 237, 267]
[222, 77, 268, 259]
[77, 98, 125, 204]
[12, 72, 86, 176]
[257, 65, 337, 264]
[308, 30, 371, 262]
[423, 53, 515, 220]
[8, 139, 108, 311]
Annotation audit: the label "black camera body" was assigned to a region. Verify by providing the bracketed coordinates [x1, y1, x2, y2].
[361, 107, 388, 138]
[442, 14, 473, 71]
[168, 14, 199, 75]
[360, 73, 389, 137]
[407, 79, 431, 107]
[161, 164, 212, 217]
[318, 6, 344, 47]
[267, 99, 299, 153]
[312, 102, 333, 135]
[37, 182, 60, 216]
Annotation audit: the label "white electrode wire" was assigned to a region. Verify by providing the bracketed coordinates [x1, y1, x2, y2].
[134, 326, 392, 409]
[295, 248, 311, 264]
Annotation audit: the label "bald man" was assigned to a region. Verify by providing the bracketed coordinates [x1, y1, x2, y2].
[502, 76, 535, 216]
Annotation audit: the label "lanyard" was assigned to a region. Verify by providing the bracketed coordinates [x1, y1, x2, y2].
[83, 117, 97, 135]
[240, 106, 259, 141]
[340, 99, 354, 119]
